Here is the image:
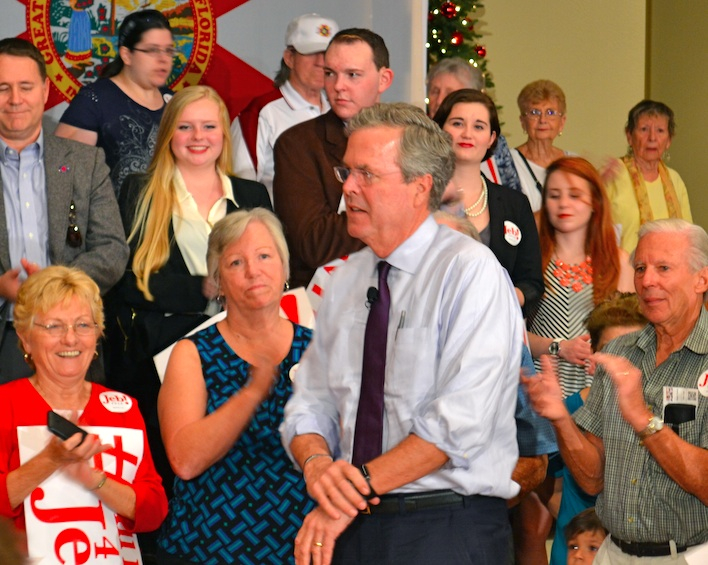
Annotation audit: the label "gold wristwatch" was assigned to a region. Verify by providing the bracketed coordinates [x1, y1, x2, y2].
[637, 415, 664, 444]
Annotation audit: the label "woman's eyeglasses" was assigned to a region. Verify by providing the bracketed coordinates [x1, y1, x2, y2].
[33, 321, 98, 337]
[524, 108, 563, 120]
[132, 46, 178, 58]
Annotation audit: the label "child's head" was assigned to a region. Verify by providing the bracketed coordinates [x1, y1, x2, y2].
[586, 292, 647, 353]
[565, 508, 607, 564]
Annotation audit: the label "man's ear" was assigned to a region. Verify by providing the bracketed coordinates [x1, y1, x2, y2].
[695, 266, 708, 296]
[378, 68, 394, 94]
[413, 173, 433, 208]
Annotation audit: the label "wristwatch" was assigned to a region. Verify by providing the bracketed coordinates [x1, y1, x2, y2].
[548, 338, 562, 356]
[637, 415, 664, 443]
[359, 464, 379, 501]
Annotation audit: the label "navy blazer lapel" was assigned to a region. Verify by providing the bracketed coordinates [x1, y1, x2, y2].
[44, 135, 72, 263]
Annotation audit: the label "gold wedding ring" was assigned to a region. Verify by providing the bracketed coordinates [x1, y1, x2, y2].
[314, 541, 324, 548]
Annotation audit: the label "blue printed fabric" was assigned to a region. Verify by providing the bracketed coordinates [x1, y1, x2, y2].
[493, 135, 523, 192]
[158, 323, 315, 564]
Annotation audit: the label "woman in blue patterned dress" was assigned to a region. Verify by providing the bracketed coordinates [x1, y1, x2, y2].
[156, 208, 314, 564]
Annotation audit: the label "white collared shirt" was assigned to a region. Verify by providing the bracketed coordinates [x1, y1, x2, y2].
[172, 168, 236, 276]
[282, 216, 524, 498]
[231, 80, 330, 203]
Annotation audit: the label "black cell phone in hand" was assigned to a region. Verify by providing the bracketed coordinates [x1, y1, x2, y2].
[47, 411, 88, 445]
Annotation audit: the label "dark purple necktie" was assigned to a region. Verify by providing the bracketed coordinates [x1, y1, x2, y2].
[352, 261, 391, 467]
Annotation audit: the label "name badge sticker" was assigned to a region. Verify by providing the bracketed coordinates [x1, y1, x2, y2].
[99, 391, 133, 413]
[697, 371, 708, 397]
[503, 221, 522, 246]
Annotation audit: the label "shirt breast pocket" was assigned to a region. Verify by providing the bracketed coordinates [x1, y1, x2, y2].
[387, 327, 435, 401]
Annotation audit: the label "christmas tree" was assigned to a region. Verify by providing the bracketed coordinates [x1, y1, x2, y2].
[427, 0, 493, 89]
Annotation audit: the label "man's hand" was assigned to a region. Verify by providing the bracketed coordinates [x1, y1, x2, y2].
[294, 506, 354, 565]
[0, 260, 42, 302]
[522, 355, 569, 423]
[20, 258, 41, 278]
[592, 352, 649, 430]
[558, 334, 592, 366]
[0, 268, 22, 302]
[305, 459, 376, 519]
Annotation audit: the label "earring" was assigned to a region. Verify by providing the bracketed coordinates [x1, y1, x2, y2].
[663, 151, 670, 162]
[559, 131, 563, 137]
[284, 281, 290, 292]
[93, 350, 99, 359]
[23, 353, 31, 364]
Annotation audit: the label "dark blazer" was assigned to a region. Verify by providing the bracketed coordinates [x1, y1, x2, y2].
[117, 173, 271, 316]
[487, 179, 544, 314]
[105, 173, 271, 409]
[0, 134, 129, 294]
[273, 110, 364, 287]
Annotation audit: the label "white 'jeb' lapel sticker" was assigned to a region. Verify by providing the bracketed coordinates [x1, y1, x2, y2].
[504, 221, 522, 246]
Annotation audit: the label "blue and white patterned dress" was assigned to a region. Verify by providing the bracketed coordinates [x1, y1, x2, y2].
[158, 323, 315, 564]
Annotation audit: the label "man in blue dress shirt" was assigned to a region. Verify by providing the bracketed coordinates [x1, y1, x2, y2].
[0, 38, 128, 381]
[282, 102, 526, 564]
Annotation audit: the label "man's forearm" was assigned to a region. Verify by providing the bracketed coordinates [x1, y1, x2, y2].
[290, 433, 332, 471]
[364, 434, 449, 495]
[551, 413, 604, 495]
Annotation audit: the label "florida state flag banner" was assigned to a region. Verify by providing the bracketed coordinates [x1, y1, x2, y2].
[18, 423, 144, 565]
[19, 0, 273, 120]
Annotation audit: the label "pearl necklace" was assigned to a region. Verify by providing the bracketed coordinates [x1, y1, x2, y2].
[463, 176, 489, 217]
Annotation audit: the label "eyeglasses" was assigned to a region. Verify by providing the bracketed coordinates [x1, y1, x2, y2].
[132, 46, 178, 58]
[524, 108, 563, 120]
[333, 166, 400, 187]
[33, 321, 98, 337]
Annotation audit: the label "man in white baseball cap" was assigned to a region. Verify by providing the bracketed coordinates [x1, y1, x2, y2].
[231, 13, 339, 203]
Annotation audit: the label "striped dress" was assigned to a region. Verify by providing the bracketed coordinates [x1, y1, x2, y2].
[529, 261, 594, 397]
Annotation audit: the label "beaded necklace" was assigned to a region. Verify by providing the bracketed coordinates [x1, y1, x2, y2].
[552, 256, 593, 293]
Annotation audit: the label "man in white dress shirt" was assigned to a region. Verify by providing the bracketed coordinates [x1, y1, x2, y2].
[282, 103, 525, 565]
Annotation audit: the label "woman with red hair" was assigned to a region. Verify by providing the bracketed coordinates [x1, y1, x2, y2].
[528, 156, 634, 397]
[520, 157, 633, 565]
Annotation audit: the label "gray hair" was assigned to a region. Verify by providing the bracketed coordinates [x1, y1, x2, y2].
[346, 103, 455, 211]
[207, 208, 290, 286]
[426, 57, 484, 91]
[433, 210, 481, 241]
[633, 219, 708, 272]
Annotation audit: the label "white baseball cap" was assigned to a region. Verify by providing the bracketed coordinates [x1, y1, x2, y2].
[285, 13, 339, 55]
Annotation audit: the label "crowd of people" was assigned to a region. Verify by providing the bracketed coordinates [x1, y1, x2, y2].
[0, 8, 704, 565]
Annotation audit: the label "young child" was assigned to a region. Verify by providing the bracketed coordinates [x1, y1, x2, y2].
[565, 508, 608, 564]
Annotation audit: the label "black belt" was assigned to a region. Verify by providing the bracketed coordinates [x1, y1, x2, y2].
[362, 490, 474, 515]
[611, 536, 687, 557]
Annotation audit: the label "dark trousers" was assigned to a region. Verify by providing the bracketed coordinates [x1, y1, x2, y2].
[333, 495, 510, 565]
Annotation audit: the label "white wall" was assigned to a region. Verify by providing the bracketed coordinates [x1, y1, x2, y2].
[649, 0, 708, 230]
[481, 1, 646, 164]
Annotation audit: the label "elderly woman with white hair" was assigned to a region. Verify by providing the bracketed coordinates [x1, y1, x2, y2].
[157, 208, 314, 564]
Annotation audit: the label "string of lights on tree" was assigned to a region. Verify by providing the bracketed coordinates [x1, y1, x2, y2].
[427, 0, 494, 89]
